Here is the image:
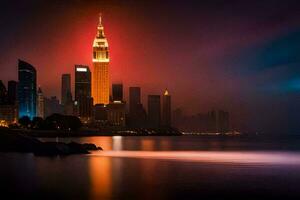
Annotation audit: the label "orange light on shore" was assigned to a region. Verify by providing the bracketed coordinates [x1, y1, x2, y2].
[0, 120, 9, 127]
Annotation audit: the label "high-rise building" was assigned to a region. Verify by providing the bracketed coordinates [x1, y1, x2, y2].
[107, 102, 126, 127]
[0, 80, 7, 104]
[162, 89, 171, 127]
[112, 83, 123, 102]
[75, 65, 93, 122]
[0, 80, 18, 126]
[129, 87, 141, 114]
[8, 80, 17, 105]
[18, 59, 37, 119]
[94, 104, 107, 123]
[0, 105, 18, 126]
[128, 87, 146, 128]
[92, 14, 110, 105]
[147, 95, 161, 128]
[61, 74, 72, 105]
[37, 87, 44, 118]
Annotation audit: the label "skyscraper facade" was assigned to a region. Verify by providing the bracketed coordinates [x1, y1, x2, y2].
[0, 80, 7, 104]
[162, 89, 171, 127]
[37, 87, 44, 118]
[129, 87, 141, 114]
[147, 95, 161, 128]
[129, 87, 146, 127]
[7, 80, 17, 105]
[112, 83, 123, 102]
[75, 65, 93, 121]
[107, 102, 126, 127]
[61, 74, 72, 105]
[18, 59, 37, 118]
[92, 14, 110, 105]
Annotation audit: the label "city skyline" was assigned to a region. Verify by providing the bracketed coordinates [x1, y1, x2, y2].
[0, 0, 300, 133]
[1, 2, 300, 199]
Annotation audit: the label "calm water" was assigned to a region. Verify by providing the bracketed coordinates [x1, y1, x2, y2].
[1, 136, 300, 199]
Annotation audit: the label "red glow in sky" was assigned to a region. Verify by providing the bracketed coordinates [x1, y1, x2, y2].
[1, 1, 300, 132]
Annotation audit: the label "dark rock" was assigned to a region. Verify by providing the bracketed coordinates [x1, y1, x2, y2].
[82, 143, 103, 151]
[0, 130, 102, 156]
[68, 142, 90, 154]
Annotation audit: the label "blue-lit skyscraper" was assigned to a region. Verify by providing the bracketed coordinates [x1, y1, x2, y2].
[18, 59, 37, 118]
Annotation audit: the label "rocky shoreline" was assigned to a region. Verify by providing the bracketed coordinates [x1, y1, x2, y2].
[0, 129, 102, 156]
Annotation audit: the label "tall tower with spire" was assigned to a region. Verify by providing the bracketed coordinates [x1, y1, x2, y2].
[162, 89, 171, 127]
[92, 13, 110, 105]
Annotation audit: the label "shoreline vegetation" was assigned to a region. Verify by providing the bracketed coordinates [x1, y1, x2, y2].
[13, 114, 183, 137]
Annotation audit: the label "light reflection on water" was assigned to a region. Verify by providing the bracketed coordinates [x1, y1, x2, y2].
[92, 151, 300, 165]
[22, 136, 300, 199]
[89, 156, 111, 199]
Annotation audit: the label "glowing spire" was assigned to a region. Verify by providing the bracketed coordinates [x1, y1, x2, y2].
[164, 89, 169, 96]
[99, 13, 102, 26]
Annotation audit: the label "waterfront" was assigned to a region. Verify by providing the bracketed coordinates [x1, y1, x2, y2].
[1, 136, 300, 199]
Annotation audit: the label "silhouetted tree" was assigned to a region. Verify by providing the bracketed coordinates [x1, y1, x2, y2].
[65, 115, 82, 131]
[18, 116, 31, 128]
[31, 117, 44, 129]
[44, 114, 82, 131]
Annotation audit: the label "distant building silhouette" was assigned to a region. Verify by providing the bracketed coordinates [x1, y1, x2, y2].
[172, 109, 230, 133]
[0, 80, 18, 126]
[0, 80, 7, 104]
[75, 65, 93, 122]
[44, 96, 63, 117]
[106, 83, 126, 126]
[147, 95, 161, 128]
[37, 87, 45, 118]
[0, 105, 18, 126]
[18, 59, 37, 119]
[7, 80, 17, 105]
[162, 89, 171, 127]
[61, 74, 72, 105]
[107, 102, 126, 127]
[94, 104, 108, 124]
[61, 74, 74, 116]
[128, 87, 146, 127]
[220, 110, 230, 133]
[112, 83, 123, 102]
[129, 87, 141, 113]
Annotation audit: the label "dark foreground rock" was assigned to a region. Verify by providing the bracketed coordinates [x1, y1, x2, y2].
[0, 128, 102, 156]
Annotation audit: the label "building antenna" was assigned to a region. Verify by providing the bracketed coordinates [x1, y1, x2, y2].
[99, 13, 102, 25]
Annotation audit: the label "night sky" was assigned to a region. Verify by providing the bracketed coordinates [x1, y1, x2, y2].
[1, 0, 300, 134]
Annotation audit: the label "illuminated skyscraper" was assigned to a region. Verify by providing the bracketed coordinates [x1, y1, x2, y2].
[18, 59, 37, 119]
[162, 89, 171, 127]
[92, 14, 110, 105]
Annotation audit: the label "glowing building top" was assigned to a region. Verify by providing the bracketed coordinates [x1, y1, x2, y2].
[164, 89, 169, 96]
[93, 13, 109, 63]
